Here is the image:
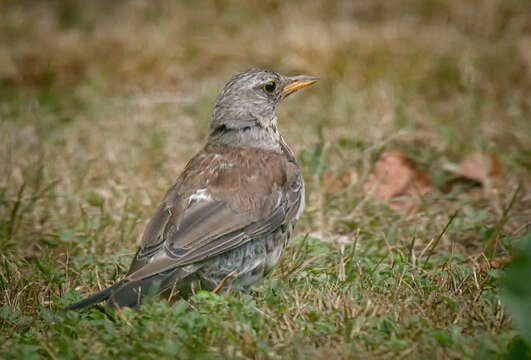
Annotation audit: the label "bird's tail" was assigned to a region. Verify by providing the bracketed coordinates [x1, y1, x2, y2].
[63, 280, 125, 311]
[63, 267, 197, 311]
[105, 268, 191, 309]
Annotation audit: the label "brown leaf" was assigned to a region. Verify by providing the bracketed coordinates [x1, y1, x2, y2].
[365, 150, 431, 214]
[491, 256, 511, 269]
[458, 152, 503, 187]
[477, 256, 511, 272]
[321, 169, 359, 194]
[364, 151, 410, 199]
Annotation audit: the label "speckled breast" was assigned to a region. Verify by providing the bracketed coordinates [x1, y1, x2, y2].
[196, 223, 293, 292]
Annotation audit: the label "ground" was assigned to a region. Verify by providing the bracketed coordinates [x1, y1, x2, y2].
[0, 1, 530, 359]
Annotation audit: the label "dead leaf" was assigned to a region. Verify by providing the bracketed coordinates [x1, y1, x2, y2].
[364, 151, 410, 199]
[364, 150, 431, 214]
[457, 152, 503, 187]
[477, 256, 511, 272]
[491, 256, 511, 268]
[321, 169, 359, 194]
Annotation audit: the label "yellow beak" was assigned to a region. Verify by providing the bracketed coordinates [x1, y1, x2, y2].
[281, 75, 319, 97]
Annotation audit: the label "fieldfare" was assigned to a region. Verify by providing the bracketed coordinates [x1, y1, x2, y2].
[65, 68, 317, 310]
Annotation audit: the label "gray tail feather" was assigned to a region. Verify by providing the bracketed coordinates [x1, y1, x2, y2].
[64, 268, 196, 311]
[106, 268, 187, 309]
[63, 280, 125, 311]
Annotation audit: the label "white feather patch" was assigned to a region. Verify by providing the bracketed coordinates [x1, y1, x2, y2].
[219, 162, 233, 169]
[188, 188, 211, 204]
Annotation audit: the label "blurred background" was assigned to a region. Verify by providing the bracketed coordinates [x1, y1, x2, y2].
[2, 0, 529, 245]
[0, 0, 530, 357]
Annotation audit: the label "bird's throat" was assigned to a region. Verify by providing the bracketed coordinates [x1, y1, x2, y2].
[208, 122, 283, 152]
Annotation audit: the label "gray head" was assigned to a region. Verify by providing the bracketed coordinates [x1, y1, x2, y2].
[208, 68, 317, 149]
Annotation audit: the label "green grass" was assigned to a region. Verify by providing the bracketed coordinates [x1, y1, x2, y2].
[1, 0, 530, 358]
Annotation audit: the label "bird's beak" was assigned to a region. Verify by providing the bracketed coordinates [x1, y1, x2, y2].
[282, 75, 319, 97]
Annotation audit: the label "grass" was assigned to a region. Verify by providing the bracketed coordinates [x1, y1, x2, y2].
[1, 0, 530, 358]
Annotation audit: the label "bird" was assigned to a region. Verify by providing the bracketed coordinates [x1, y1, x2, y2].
[64, 68, 317, 310]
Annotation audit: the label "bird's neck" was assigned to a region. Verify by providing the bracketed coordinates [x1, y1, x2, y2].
[208, 125, 282, 152]
[207, 116, 285, 152]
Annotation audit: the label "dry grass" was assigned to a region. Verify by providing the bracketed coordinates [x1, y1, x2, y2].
[1, 0, 530, 358]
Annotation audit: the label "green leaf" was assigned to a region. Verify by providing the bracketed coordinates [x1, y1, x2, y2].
[501, 232, 531, 345]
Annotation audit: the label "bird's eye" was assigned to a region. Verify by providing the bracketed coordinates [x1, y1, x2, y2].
[264, 81, 277, 93]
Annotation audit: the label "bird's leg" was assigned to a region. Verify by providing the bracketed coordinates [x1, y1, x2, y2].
[212, 271, 236, 294]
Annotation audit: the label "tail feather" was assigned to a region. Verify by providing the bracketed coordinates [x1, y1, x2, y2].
[63, 280, 125, 311]
[64, 267, 198, 311]
[106, 268, 186, 309]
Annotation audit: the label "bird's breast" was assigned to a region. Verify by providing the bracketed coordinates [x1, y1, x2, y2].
[196, 224, 291, 292]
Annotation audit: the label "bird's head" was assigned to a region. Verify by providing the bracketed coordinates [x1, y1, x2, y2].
[208, 68, 317, 143]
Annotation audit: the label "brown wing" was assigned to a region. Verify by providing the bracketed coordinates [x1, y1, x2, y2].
[125, 144, 303, 282]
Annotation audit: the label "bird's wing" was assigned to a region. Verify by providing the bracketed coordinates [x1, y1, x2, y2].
[125, 144, 303, 282]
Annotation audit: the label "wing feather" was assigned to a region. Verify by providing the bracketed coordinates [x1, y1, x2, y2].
[125, 144, 302, 283]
